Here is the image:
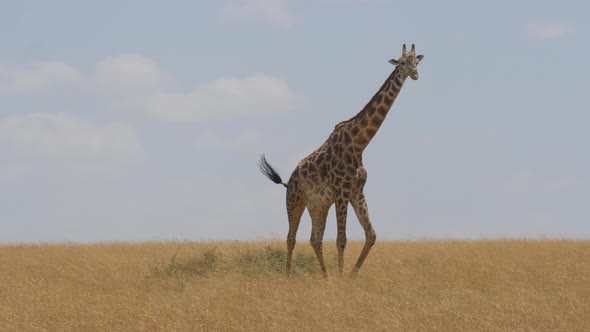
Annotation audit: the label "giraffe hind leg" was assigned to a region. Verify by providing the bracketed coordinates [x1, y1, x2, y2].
[286, 179, 305, 276]
[308, 204, 330, 278]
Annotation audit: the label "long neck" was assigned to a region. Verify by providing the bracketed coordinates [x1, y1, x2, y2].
[348, 65, 407, 155]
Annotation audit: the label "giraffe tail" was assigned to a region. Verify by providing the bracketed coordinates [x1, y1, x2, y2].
[259, 154, 288, 188]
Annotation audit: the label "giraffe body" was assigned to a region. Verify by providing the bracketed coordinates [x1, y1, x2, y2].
[260, 44, 424, 277]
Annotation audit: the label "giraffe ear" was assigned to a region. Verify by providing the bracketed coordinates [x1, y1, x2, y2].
[416, 55, 424, 62]
[388, 58, 400, 65]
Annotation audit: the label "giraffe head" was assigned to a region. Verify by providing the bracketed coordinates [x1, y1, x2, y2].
[388, 44, 424, 80]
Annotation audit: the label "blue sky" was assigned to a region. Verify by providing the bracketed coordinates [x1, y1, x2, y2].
[1, 0, 588, 243]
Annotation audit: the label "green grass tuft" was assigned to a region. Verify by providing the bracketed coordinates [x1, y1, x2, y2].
[238, 246, 319, 275]
[153, 245, 320, 278]
[154, 248, 219, 277]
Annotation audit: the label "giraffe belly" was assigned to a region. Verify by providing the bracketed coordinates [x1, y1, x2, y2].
[300, 181, 335, 207]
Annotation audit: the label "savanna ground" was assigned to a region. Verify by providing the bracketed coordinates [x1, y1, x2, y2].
[1, 240, 589, 331]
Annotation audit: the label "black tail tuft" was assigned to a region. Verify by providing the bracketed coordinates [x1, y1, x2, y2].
[259, 154, 287, 188]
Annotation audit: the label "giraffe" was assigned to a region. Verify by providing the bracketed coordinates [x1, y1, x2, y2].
[259, 44, 424, 278]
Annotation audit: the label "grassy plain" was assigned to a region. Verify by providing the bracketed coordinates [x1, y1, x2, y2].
[1, 240, 589, 331]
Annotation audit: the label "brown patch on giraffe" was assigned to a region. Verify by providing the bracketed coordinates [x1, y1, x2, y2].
[370, 114, 384, 127]
[330, 158, 338, 169]
[320, 165, 328, 178]
[365, 128, 377, 138]
[300, 168, 308, 177]
[355, 133, 369, 147]
[342, 131, 352, 145]
[376, 106, 388, 117]
[346, 165, 357, 174]
[342, 181, 352, 190]
[315, 153, 325, 165]
[343, 153, 352, 164]
[374, 94, 383, 104]
[312, 171, 322, 182]
[359, 116, 369, 127]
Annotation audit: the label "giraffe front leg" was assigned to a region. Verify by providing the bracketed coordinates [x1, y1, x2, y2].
[350, 192, 376, 278]
[335, 198, 348, 276]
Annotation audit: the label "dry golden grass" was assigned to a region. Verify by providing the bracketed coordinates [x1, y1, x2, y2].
[1, 240, 589, 331]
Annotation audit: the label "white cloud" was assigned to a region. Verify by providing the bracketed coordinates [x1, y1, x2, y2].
[195, 128, 262, 151]
[0, 61, 80, 95]
[95, 55, 169, 97]
[222, 0, 296, 27]
[140, 74, 300, 123]
[527, 21, 574, 40]
[1, 55, 299, 126]
[0, 112, 144, 166]
[94, 55, 300, 123]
